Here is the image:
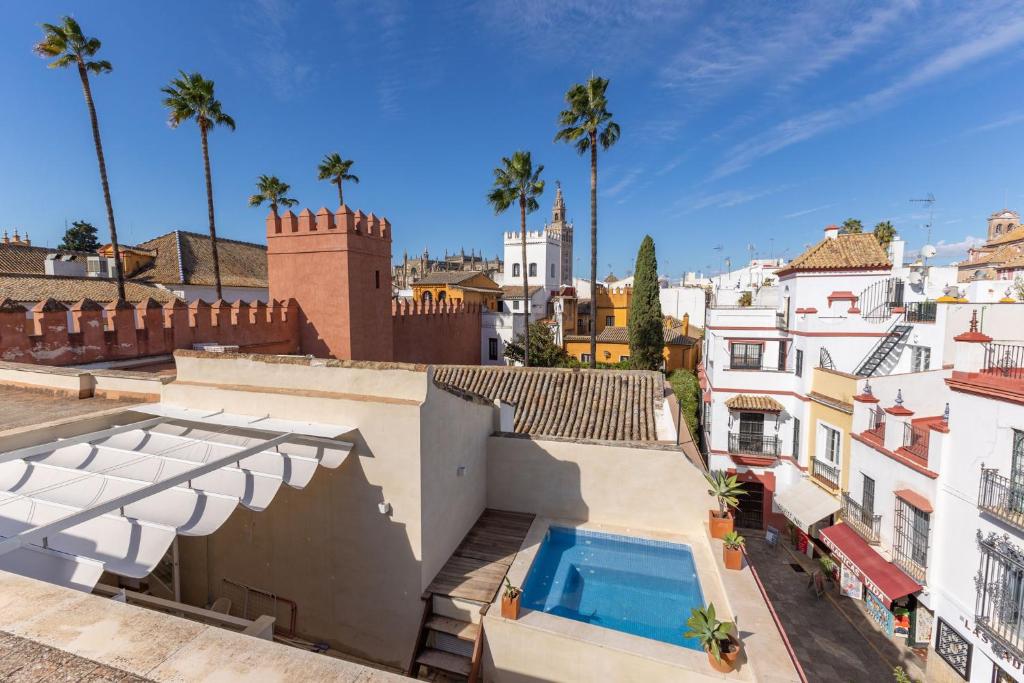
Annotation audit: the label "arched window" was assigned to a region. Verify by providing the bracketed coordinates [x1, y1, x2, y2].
[438, 290, 447, 301]
[422, 291, 433, 303]
[996, 224, 1003, 236]
[529, 263, 537, 277]
[513, 263, 521, 277]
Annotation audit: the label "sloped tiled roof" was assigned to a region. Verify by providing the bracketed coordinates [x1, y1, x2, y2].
[724, 394, 784, 411]
[776, 233, 890, 276]
[130, 231, 267, 288]
[986, 225, 1024, 247]
[565, 326, 697, 347]
[965, 244, 1021, 267]
[997, 250, 1024, 270]
[432, 365, 663, 441]
[0, 245, 88, 275]
[0, 274, 177, 305]
[501, 285, 544, 298]
[415, 271, 477, 285]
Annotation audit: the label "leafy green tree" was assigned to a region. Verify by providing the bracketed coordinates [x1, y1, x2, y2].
[555, 76, 620, 368]
[317, 153, 359, 206]
[35, 17, 126, 301]
[162, 71, 235, 301]
[738, 291, 753, 306]
[487, 151, 545, 366]
[873, 220, 897, 249]
[58, 220, 101, 252]
[249, 175, 298, 217]
[841, 218, 863, 234]
[627, 235, 664, 370]
[503, 322, 567, 367]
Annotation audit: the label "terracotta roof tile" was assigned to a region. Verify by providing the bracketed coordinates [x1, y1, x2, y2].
[414, 271, 478, 285]
[0, 245, 88, 275]
[724, 394, 784, 411]
[131, 231, 267, 288]
[986, 225, 1024, 247]
[565, 326, 697, 346]
[432, 365, 663, 441]
[0, 274, 177, 305]
[776, 233, 890, 276]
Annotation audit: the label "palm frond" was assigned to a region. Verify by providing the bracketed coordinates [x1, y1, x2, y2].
[487, 150, 545, 216]
[162, 71, 234, 132]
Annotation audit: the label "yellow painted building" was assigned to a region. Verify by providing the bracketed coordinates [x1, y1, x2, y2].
[806, 367, 858, 494]
[564, 324, 699, 371]
[410, 271, 502, 310]
[593, 283, 631, 332]
[98, 244, 157, 277]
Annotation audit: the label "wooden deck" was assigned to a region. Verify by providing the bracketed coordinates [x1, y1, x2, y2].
[425, 509, 535, 603]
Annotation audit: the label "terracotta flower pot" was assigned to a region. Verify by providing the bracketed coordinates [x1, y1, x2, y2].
[709, 510, 734, 540]
[723, 545, 744, 571]
[707, 635, 742, 673]
[501, 593, 521, 620]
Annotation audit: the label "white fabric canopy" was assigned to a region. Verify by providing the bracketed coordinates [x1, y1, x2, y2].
[0, 408, 354, 592]
[774, 477, 841, 533]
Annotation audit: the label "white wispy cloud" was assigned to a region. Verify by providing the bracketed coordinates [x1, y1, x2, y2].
[906, 235, 985, 260]
[604, 168, 643, 198]
[962, 110, 1024, 136]
[676, 184, 794, 213]
[783, 203, 838, 219]
[710, 7, 1024, 178]
[237, 0, 313, 100]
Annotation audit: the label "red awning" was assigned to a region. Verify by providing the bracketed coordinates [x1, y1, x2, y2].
[820, 524, 921, 606]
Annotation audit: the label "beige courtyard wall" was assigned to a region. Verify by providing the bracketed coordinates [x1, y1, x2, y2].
[169, 353, 437, 669]
[417, 374, 495, 587]
[486, 435, 707, 533]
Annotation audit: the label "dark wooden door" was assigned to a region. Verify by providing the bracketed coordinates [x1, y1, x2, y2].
[734, 481, 765, 529]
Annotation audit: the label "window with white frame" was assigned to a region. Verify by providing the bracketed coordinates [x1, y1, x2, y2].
[529, 263, 537, 277]
[912, 346, 931, 372]
[512, 300, 520, 310]
[823, 425, 841, 464]
[581, 353, 592, 363]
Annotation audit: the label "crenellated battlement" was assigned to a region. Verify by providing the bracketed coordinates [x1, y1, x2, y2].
[0, 297, 299, 366]
[391, 299, 481, 317]
[266, 205, 391, 241]
[503, 228, 560, 243]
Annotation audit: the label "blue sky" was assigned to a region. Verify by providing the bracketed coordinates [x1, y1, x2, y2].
[2, 1, 1023, 277]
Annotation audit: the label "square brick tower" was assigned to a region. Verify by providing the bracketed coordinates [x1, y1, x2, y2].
[267, 206, 394, 361]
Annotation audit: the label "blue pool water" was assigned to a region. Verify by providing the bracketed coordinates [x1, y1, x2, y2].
[521, 527, 705, 649]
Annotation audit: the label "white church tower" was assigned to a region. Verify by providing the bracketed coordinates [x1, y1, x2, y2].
[500, 184, 569, 292]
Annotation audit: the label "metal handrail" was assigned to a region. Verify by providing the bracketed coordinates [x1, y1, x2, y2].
[728, 433, 781, 456]
[902, 422, 929, 460]
[978, 468, 1024, 531]
[811, 457, 840, 489]
[984, 343, 1024, 380]
[840, 492, 881, 544]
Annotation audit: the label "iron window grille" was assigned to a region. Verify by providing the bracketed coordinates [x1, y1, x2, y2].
[867, 407, 886, 440]
[975, 531, 1024, 664]
[795, 349, 803, 377]
[935, 617, 972, 681]
[978, 468, 1024, 532]
[903, 422, 930, 460]
[840, 491, 881, 544]
[893, 496, 929, 583]
[729, 343, 763, 370]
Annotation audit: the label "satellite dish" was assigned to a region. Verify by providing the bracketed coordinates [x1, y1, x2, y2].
[908, 271, 923, 285]
[921, 244, 937, 259]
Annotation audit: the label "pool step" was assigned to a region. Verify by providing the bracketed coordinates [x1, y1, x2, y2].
[416, 647, 473, 678]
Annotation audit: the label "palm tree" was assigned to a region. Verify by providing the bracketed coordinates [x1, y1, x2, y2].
[249, 175, 298, 217]
[317, 153, 359, 206]
[841, 218, 863, 234]
[162, 71, 235, 301]
[874, 220, 897, 249]
[34, 17, 127, 301]
[487, 152, 545, 367]
[555, 76, 620, 368]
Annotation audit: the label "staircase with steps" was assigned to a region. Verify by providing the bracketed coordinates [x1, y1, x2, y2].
[411, 607, 484, 680]
[855, 322, 912, 377]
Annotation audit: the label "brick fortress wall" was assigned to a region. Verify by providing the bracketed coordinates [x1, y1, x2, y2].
[392, 299, 481, 365]
[0, 297, 298, 365]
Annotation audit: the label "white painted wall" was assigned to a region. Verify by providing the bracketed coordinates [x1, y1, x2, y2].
[659, 286, 707, 328]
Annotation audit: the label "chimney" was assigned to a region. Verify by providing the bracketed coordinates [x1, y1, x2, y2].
[823, 224, 839, 240]
[2, 231, 8, 245]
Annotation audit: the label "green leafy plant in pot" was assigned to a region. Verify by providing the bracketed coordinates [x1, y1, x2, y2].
[705, 471, 745, 539]
[501, 577, 522, 620]
[722, 531, 745, 571]
[685, 603, 741, 673]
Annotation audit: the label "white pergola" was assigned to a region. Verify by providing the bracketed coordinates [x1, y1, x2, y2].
[0, 404, 353, 592]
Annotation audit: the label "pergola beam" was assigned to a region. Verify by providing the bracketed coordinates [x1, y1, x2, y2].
[0, 417, 169, 466]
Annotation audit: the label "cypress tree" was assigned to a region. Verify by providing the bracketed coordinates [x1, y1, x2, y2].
[628, 235, 664, 370]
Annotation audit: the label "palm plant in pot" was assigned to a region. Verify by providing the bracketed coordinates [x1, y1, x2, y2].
[722, 531, 745, 571]
[685, 603, 741, 673]
[705, 471, 745, 539]
[501, 577, 522, 620]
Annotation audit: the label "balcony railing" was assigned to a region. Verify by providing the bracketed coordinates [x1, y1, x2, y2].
[902, 422, 929, 460]
[866, 406, 886, 441]
[985, 343, 1024, 381]
[811, 458, 840, 490]
[978, 468, 1024, 531]
[727, 359, 790, 372]
[892, 498, 929, 584]
[976, 532, 1024, 662]
[728, 433, 781, 457]
[904, 301, 937, 323]
[840, 492, 881, 544]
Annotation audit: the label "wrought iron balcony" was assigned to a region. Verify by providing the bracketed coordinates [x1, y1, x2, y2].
[865, 406, 886, 441]
[975, 531, 1024, 661]
[727, 359, 791, 372]
[840, 492, 881, 544]
[902, 422, 929, 460]
[904, 301, 937, 323]
[728, 433, 781, 457]
[984, 343, 1024, 381]
[811, 458, 840, 490]
[978, 468, 1024, 532]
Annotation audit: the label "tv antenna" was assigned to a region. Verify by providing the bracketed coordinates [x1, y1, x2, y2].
[713, 244, 724, 276]
[910, 193, 936, 244]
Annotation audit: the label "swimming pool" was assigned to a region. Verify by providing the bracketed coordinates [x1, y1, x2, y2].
[520, 527, 705, 650]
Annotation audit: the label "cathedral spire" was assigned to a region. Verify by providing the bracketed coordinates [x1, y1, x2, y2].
[553, 180, 565, 223]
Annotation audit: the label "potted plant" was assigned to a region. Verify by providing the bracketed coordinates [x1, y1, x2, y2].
[501, 577, 522, 620]
[705, 471, 745, 539]
[722, 531, 745, 570]
[685, 603, 741, 673]
[819, 555, 837, 585]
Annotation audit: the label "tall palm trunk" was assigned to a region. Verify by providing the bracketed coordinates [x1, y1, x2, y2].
[199, 124, 223, 300]
[77, 61, 126, 301]
[337, 180, 344, 207]
[520, 195, 530, 367]
[589, 132, 598, 369]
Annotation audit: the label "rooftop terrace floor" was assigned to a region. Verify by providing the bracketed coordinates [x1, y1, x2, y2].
[0, 385, 131, 431]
